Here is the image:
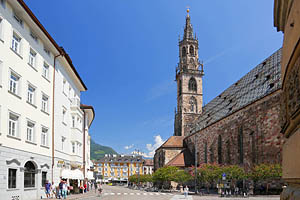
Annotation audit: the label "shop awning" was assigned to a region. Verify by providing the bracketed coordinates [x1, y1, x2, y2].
[87, 171, 94, 180]
[61, 169, 84, 180]
[71, 169, 84, 180]
[61, 169, 72, 179]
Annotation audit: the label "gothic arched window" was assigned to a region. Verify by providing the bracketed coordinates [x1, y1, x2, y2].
[190, 45, 194, 56]
[24, 161, 36, 188]
[204, 141, 208, 163]
[238, 127, 244, 164]
[189, 96, 197, 113]
[218, 135, 223, 164]
[188, 77, 197, 92]
[190, 58, 194, 64]
[182, 47, 186, 57]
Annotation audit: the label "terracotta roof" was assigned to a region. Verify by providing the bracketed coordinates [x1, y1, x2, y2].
[144, 159, 153, 166]
[160, 136, 184, 148]
[190, 49, 282, 135]
[166, 149, 194, 167]
[16, 0, 87, 91]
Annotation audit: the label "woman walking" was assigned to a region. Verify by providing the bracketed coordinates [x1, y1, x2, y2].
[184, 185, 189, 198]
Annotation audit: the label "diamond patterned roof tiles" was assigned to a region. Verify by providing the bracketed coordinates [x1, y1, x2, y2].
[190, 49, 282, 134]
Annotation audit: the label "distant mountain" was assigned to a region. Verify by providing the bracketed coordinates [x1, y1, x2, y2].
[90, 139, 118, 160]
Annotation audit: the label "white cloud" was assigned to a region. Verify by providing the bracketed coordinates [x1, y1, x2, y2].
[143, 135, 165, 158]
[124, 144, 134, 150]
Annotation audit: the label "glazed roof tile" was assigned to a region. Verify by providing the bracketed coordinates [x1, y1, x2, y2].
[190, 49, 282, 134]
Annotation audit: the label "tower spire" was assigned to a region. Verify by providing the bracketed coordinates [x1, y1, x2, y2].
[184, 8, 194, 39]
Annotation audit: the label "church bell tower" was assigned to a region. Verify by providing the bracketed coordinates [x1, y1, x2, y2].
[174, 9, 204, 136]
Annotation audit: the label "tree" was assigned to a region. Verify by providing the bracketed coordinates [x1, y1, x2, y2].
[174, 170, 192, 186]
[153, 166, 178, 188]
[250, 164, 282, 194]
[129, 174, 138, 184]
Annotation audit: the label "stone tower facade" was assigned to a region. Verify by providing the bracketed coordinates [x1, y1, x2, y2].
[174, 10, 204, 136]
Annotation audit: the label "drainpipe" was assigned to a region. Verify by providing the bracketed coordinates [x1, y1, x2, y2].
[51, 50, 64, 183]
[82, 109, 86, 181]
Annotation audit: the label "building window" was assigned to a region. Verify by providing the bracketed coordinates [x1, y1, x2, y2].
[42, 62, 49, 79]
[218, 135, 222, 164]
[0, 0, 6, 8]
[188, 77, 197, 91]
[26, 121, 35, 142]
[8, 168, 17, 189]
[62, 108, 66, 124]
[27, 84, 35, 105]
[41, 172, 47, 186]
[13, 12, 23, 26]
[30, 31, 38, 42]
[63, 79, 67, 95]
[210, 145, 214, 163]
[28, 48, 36, 67]
[72, 142, 75, 153]
[11, 32, 21, 54]
[44, 46, 50, 56]
[182, 46, 186, 57]
[189, 96, 197, 113]
[204, 141, 208, 163]
[238, 127, 244, 164]
[9, 72, 20, 95]
[41, 94, 49, 113]
[251, 132, 256, 164]
[41, 127, 48, 146]
[190, 45, 194, 56]
[0, 18, 3, 41]
[8, 112, 19, 137]
[72, 116, 75, 128]
[61, 137, 65, 151]
[226, 140, 231, 164]
[68, 86, 71, 97]
[24, 161, 35, 188]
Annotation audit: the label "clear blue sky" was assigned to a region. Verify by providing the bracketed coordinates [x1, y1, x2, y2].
[25, 0, 283, 157]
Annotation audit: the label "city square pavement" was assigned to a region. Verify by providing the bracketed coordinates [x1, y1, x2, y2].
[56, 185, 280, 200]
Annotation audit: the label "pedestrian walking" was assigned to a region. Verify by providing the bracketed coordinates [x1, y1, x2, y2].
[184, 185, 189, 198]
[51, 181, 56, 199]
[59, 180, 64, 199]
[97, 182, 103, 196]
[44, 180, 51, 199]
[95, 181, 98, 193]
[61, 180, 68, 199]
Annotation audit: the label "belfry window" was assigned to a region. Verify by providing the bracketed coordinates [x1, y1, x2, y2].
[24, 161, 36, 188]
[190, 46, 194, 56]
[189, 96, 197, 113]
[182, 47, 186, 57]
[188, 77, 197, 92]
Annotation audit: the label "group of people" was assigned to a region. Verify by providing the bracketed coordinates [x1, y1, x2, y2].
[44, 180, 68, 199]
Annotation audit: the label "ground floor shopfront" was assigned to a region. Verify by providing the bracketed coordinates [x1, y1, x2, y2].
[0, 146, 52, 200]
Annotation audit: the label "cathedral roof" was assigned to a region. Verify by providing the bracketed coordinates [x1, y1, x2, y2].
[158, 136, 184, 149]
[166, 148, 194, 167]
[191, 49, 282, 134]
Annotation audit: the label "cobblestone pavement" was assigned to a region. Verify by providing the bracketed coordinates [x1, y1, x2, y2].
[45, 185, 280, 200]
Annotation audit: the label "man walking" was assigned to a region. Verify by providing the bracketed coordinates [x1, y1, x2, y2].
[44, 180, 51, 199]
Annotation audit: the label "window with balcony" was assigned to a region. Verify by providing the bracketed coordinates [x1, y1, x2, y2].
[30, 30, 38, 42]
[26, 121, 35, 143]
[44, 46, 50, 56]
[9, 72, 20, 96]
[41, 127, 48, 146]
[28, 48, 36, 68]
[11, 32, 21, 54]
[27, 84, 36, 105]
[8, 112, 19, 138]
[42, 62, 49, 79]
[41, 94, 49, 113]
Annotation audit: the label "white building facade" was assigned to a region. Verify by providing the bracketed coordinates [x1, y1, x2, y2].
[0, 0, 94, 199]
